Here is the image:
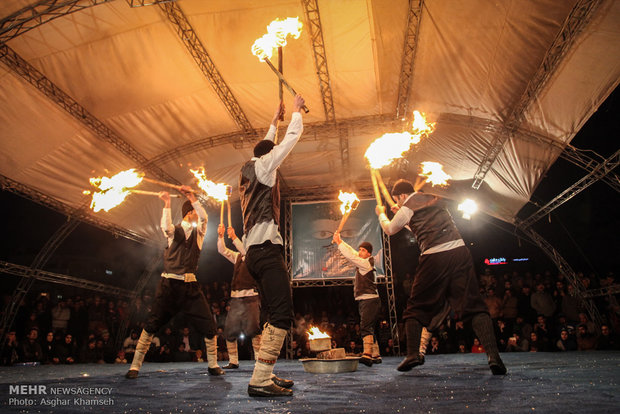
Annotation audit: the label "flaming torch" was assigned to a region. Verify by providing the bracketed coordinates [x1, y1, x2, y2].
[419, 161, 451, 187]
[225, 185, 233, 227]
[307, 326, 331, 352]
[336, 191, 360, 234]
[251, 17, 309, 113]
[364, 111, 435, 206]
[87, 168, 144, 212]
[190, 168, 229, 223]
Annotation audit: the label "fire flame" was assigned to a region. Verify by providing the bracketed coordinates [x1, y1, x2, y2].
[307, 327, 330, 340]
[251, 17, 303, 61]
[420, 162, 451, 186]
[338, 191, 360, 215]
[88, 169, 144, 212]
[364, 110, 434, 169]
[190, 167, 228, 202]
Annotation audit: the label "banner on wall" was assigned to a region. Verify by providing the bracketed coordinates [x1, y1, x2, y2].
[291, 199, 385, 280]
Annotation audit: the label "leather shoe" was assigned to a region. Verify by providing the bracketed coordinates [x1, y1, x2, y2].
[359, 354, 374, 367]
[208, 366, 225, 376]
[248, 383, 293, 397]
[125, 369, 139, 379]
[372, 356, 382, 364]
[223, 363, 239, 369]
[397, 354, 425, 372]
[272, 375, 294, 388]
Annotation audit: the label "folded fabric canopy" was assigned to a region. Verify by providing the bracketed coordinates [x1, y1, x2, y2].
[1, 0, 619, 242]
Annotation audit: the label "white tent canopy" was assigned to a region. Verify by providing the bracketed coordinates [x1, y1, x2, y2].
[1, 0, 619, 243]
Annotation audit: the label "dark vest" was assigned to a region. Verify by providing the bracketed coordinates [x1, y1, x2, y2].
[404, 195, 461, 253]
[163, 225, 200, 274]
[231, 254, 258, 292]
[354, 257, 378, 298]
[239, 160, 280, 235]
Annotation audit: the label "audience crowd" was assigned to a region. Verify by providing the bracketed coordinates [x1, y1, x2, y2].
[1, 268, 618, 366]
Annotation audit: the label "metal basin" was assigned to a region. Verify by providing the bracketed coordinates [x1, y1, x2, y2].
[299, 357, 360, 373]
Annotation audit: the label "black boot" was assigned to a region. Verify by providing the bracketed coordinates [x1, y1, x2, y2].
[472, 313, 507, 375]
[397, 318, 424, 372]
[272, 375, 294, 388]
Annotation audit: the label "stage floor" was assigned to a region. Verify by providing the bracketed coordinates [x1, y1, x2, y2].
[1, 352, 619, 413]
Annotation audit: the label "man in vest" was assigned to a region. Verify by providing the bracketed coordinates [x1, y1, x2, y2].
[239, 94, 305, 397]
[125, 186, 224, 379]
[332, 233, 382, 366]
[375, 178, 506, 375]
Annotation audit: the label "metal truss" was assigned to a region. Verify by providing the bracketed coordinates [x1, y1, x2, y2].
[582, 284, 620, 299]
[0, 45, 180, 187]
[291, 276, 390, 288]
[126, 0, 174, 7]
[301, 0, 350, 177]
[381, 231, 400, 356]
[0, 260, 133, 297]
[472, 0, 604, 189]
[1, 174, 151, 245]
[516, 225, 603, 327]
[283, 184, 374, 203]
[395, 0, 424, 120]
[518, 148, 620, 229]
[115, 253, 161, 350]
[0, 0, 112, 45]
[560, 146, 620, 193]
[158, 2, 255, 137]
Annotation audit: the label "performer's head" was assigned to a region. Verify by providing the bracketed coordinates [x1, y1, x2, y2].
[358, 241, 373, 259]
[391, 179, 415, 206]
[182, 200, 196, 222]
[253, 139, 276, 158]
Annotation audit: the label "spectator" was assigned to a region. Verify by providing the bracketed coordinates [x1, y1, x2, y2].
[427, 336, 444, 355]
[41, 331, 58, 364]
[577, 312, 596, 335]
[21, 328, 43, 363]
[534, 315, 553, 349]
[529, 332, 547, 352]
[501, 289, 519, 327]
[484, 288, 503, 321]
[1, 331, 20, 365]
[556, 329, 577, 351]
[123, 331, 139, 362]
[530, 283, 555, 319]
[513, 315, 533, 341]
[88, 296, 107, 335]
[51, 301, 71, 333]
[345, 340, 359, 356]
[561, 284, 582, 323]
[456, 341, 468, 353]
[55, 333, 77, 364]
[115, 350, 128, 364]
[517, 285, 536, 323]
[80, 339, 103, 363]
[68, 299, 88, 344]
[576, 324, 597, 351]
[193, 349, 204, 362]
[173, 343, 193, 362]
[471, 338, 485, 353]
[100, 330, 116, 363]
[505, 332, 529, 352]
[596, 324, 619, 350]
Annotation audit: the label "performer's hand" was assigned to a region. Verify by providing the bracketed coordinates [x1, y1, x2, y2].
[390, 204, 400, 214]
[332, 232, 342, 245]
[227, 226, 237, 240]
[217, 224, 225, 238]
[293, 94, 305, 113]
[375, 205, 386, 216]
[180, 185, 196, 202]
[159, 191, 171, 204]
[272, 101, 285, 125]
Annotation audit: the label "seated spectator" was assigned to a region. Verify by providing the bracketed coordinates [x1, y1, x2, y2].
[1, 330, 20, 366]
[495, 319, 511, 351]
[80, 339, 104, 363]
[577, 312, 596, 335]
[158, 326, 177, 350]
[21, 328, 43, 363]
[529, 332, 547, 352]
[100, 330, 116, 363]
[193, 349, 204, 362]
[513, 315, 533, 341]
[471, 337, 485, 353]
[597, 324, 619, 350]
[456, 341, 468, 353]
[427, 336, 444, 355]
[505, 332, 529, 352]
[173, 343, 193, 362]
[556, 329, 577, 351]
[55, 333, 77, 364]
[123, 330, 139, 362]
[576, 324, 597, 351]
[531, 283, 555, 319]
[534, 315, 553, 349]
[291, 340, 303, 359]
[51, 301, 71, 334]
[41, 331, 58, 364]
[345, 340, 359, 356]
[115, 350, 128, 364]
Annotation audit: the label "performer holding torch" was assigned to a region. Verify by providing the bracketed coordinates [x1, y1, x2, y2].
[125, 186, 224, 379]
[331, 232, 382, 367]
[239, 94, 305, 397]
[375, 178, 506, 375]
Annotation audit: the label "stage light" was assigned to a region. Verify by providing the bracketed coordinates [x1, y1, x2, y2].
[458, 199, 478, 220]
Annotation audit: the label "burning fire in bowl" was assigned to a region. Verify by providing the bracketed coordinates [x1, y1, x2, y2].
[301, 327, 360, 374]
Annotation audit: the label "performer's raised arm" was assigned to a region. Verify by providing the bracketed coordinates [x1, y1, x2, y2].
[217, 224, 239, 264]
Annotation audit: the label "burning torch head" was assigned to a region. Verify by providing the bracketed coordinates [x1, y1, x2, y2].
[225, 185, 233, 197]
[350, 199, 360, 211]
[254, 140, 276, 157]
[182, 200, 194, 218]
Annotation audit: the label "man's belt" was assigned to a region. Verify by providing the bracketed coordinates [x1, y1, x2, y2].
[161, 272, 197, 283]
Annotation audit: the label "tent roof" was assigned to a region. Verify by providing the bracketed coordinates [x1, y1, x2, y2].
[1, 0, 619, 243]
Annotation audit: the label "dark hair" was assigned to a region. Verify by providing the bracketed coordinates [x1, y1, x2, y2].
[358, 241, 373, 254]
[253, 140, 276, 157]
[391, 179, 415, 196]
[182, 200, 194, 218]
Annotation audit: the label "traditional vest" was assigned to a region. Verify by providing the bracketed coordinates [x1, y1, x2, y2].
[231, 254, 258, 292]
[239, 160, 280, 234]
[354, 257, 378, 298]
[404, 195, 461, 253]
[163, 225, 199, 274]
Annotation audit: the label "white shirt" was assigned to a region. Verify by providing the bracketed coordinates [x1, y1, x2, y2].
[243, 111, 304, 249]
[378, 193, 464, 255]
[338, 241, 379, 300]
[161, 200, 208, 249]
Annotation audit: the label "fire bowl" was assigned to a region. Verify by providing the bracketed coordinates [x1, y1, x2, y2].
[308, 337, 332, 352]
[299, 357, 360, 374]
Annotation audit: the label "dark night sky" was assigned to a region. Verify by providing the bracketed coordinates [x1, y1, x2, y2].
[1, 86, 618, 296]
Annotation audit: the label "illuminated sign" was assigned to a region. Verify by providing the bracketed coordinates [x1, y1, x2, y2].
[484, 257, 507, 265]
[512, 258, 529, 262]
